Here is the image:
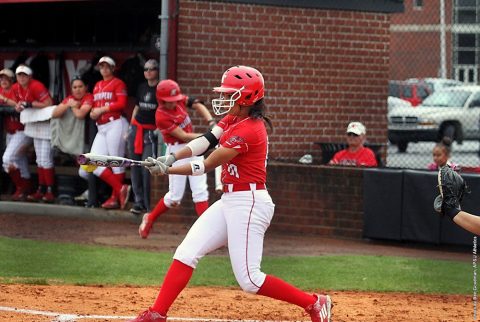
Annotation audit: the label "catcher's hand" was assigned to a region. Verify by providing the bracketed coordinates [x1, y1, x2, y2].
[435, 165, 469, 219]
[145, 157, 169, 176]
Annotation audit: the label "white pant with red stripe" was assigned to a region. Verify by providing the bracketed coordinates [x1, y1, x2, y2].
[33, 137, 53, 168]
[88, 117, 128, 176]
[173, 189, 275, 293]
[163, 143, 208, 206]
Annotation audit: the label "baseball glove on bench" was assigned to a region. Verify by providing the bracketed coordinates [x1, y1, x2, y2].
[434, 165, 469, 220]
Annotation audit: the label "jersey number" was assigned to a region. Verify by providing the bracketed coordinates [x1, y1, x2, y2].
[228, 164, 239, 178]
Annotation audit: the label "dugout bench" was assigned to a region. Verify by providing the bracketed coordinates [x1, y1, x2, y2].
[363, 168, 478, 246]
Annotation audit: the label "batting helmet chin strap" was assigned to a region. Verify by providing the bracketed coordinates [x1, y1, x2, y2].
[211, 86, 244, 115]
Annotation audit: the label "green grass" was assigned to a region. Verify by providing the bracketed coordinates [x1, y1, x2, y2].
[0, 236, 472, 294]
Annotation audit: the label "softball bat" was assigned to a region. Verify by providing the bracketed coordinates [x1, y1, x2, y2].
[77, 153, 152, 168]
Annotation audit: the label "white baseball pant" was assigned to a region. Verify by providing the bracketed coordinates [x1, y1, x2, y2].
[163, 143, 208, 207]
[89, 117, 129, 176]
[173, 189, 275, 293]
[2, 131, 32, 178]
[33, 138, 53, 168]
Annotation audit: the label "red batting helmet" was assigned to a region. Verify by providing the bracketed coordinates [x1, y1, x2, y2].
[212, 65, 264, 115]
[156, 79, 185, 103]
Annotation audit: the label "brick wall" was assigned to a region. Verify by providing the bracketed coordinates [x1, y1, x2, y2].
[151, 164, 364, 239]
[174, 0, 391, 163]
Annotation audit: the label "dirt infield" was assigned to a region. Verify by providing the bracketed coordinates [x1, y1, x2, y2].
[0, 212, 475, 321]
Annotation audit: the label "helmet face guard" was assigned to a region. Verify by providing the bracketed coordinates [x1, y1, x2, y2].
[211, 86, 244, 115]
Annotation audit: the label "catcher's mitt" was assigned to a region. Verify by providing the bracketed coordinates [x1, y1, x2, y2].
[435, 165, 469, 219]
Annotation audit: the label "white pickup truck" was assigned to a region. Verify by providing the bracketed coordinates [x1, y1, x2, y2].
[388, 85, 480, 152]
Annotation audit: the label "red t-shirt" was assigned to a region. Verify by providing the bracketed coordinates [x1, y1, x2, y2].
[331, 146, 377, 167]
[218, 115, 268, 184]
[155, 97, 193, 144]
[12, 79, 51, 104]
[61, 93, 94, 107]
[1, 87, 22, 133]
[92, 77, 127, 124]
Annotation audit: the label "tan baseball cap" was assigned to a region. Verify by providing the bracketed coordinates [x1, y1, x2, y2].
[15, 65, 33, 76]
[0, 68, 14, 79]
[346, 122, 366, 135]
[97, 56, 116, 67]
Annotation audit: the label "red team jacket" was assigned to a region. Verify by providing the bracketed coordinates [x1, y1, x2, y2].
[92, 77, 127, 125]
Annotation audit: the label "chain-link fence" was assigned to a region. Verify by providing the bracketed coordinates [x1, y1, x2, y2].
[386, 0, 480, 171]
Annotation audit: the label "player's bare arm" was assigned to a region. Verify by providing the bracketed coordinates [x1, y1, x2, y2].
[51, 102, 70, 118]
[0, 94, 15, 107]
[72, 103, 92, 119]
[131, 105, 139, 122]
[89, 106, 108, 120]
[191, 100, 215, 126]
[453, 212, 480, 235]
[33, 97, 53, 108]
[168, 126, 202, 143]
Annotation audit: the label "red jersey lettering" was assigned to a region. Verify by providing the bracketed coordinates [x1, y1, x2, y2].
[93, 78, 127, 124]
[155, 98, 193, 144]
[218, 115, 268, 184]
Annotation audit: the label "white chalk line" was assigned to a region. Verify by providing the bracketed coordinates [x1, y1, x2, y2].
[0, 306, 306, 322]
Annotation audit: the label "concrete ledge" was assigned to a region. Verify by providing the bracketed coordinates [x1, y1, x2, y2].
[0, 201, 140, 223]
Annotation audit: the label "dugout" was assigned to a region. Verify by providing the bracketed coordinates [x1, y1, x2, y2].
[0, 0, 172, 198]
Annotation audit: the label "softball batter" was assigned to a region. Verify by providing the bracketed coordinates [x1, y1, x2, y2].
[130, 66, 332, 322]
[138, 79, 215, 238]
[83, 56, 130, 209]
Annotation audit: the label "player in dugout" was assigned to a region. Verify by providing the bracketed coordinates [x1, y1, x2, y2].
[80, 56, 130, 209]
[1, 68, 32, 201]
[13, 64, 55, 202]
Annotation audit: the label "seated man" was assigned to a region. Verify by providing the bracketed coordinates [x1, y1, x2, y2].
[329, 121, 377, 167]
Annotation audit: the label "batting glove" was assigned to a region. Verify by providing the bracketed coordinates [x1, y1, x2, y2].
[156, 153, 176, 166]
[145, 156, 169, 176]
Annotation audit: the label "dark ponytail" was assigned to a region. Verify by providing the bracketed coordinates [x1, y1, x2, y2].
[248, 98, 273, 131]
[436, 137, 452, 156]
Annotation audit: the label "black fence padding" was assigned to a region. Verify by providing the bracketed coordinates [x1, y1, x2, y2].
[363, 168, 403, 240]
[401, 170, 441, 244]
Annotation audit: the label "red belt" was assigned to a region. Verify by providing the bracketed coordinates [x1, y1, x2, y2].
[223, 183, 266, 193]
[97, 115, 121, 125]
